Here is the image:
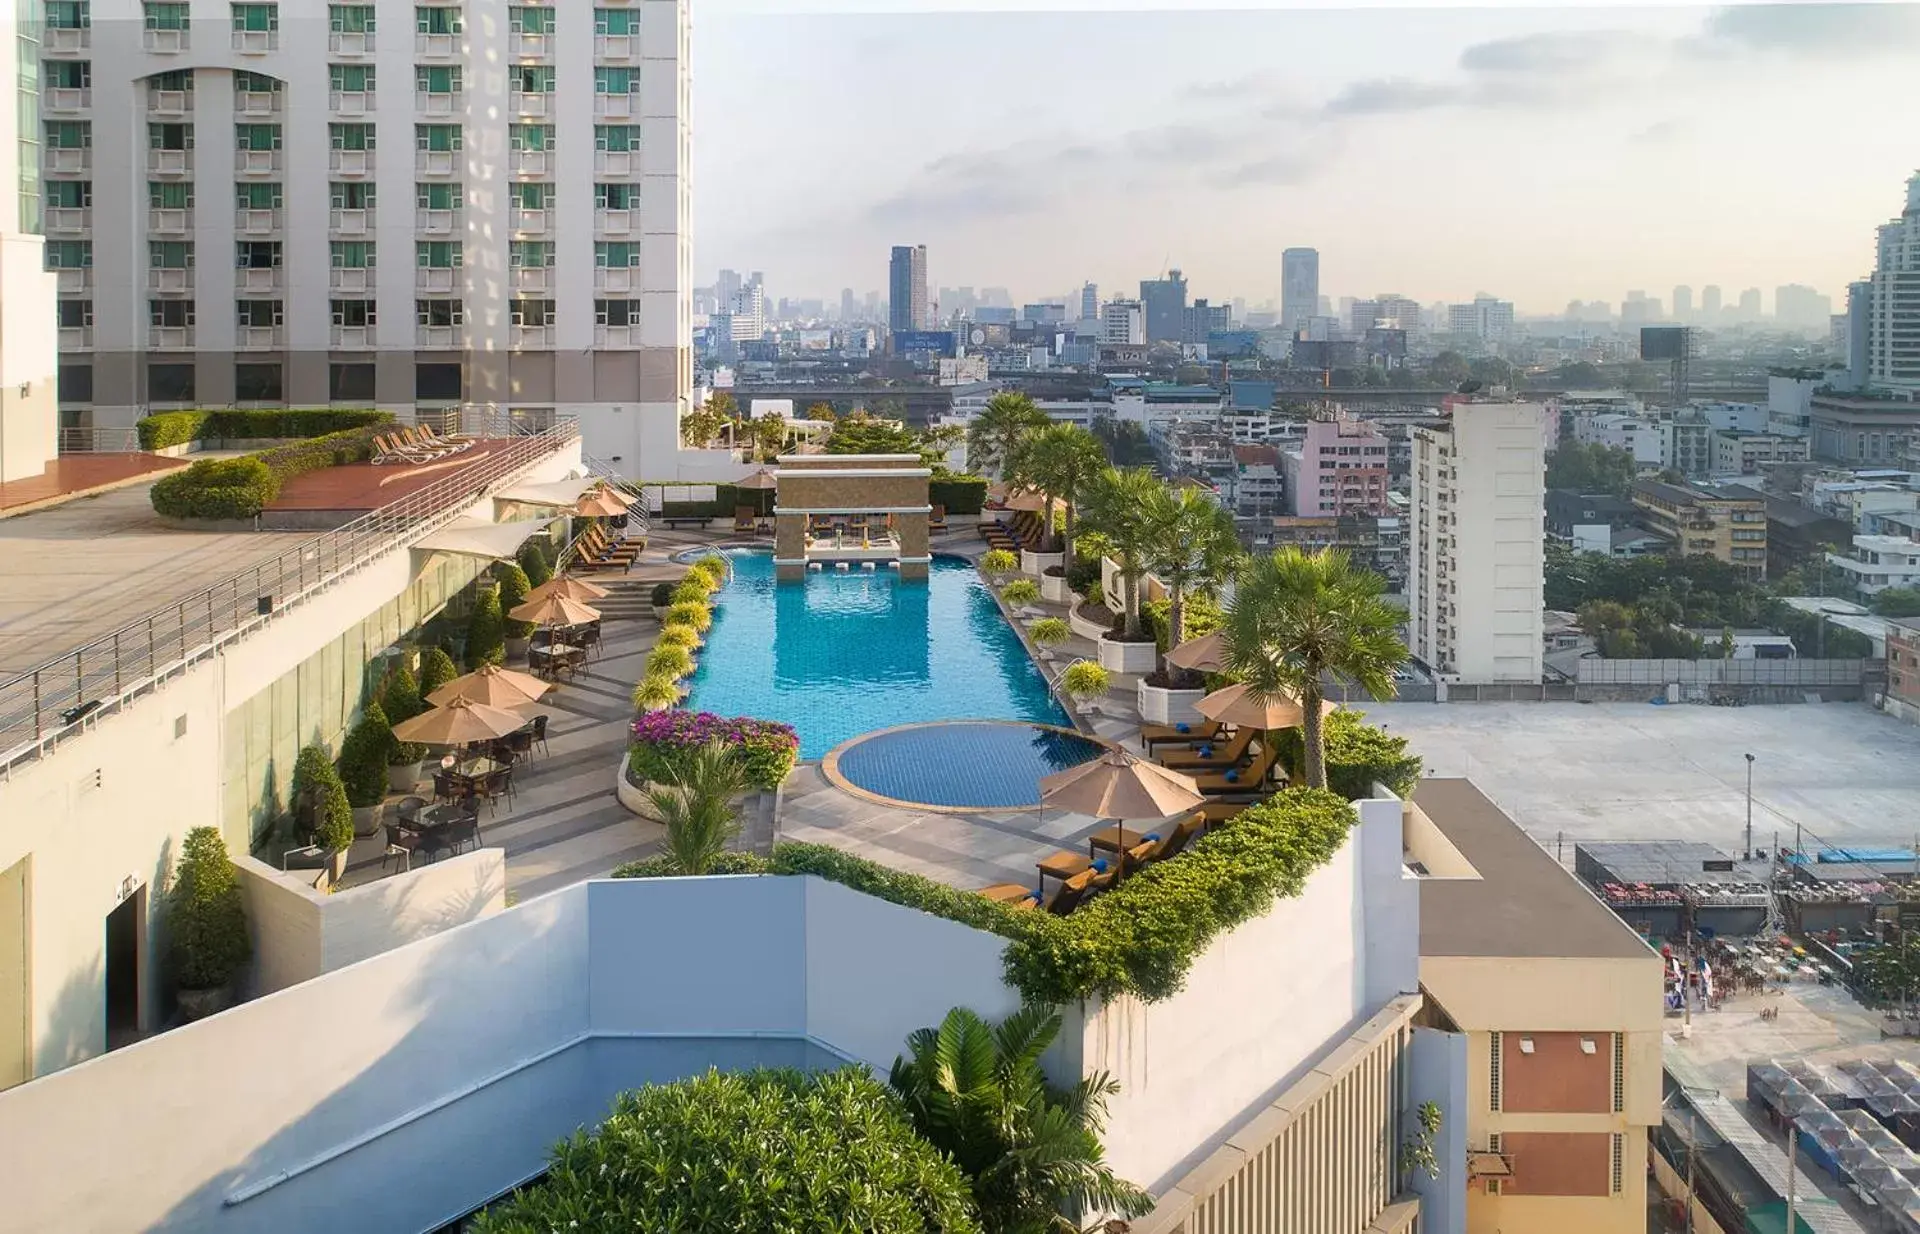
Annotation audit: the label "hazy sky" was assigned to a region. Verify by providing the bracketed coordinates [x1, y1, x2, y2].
[691, 2, 1920, 314]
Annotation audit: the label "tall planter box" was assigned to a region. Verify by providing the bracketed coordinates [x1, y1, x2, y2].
[1096, 635, 1159, 675]
[1040, 572, 1073, 604]
[1022, 549, 1064, 577]
[1138, 679, 1206, 726]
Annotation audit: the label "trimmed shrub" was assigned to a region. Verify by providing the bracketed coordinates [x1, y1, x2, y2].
[666, 600, 712, 632]
[979, 549, 1018, 580]
[615, 789, 1358, 1005]
[1000, 579, 1040, 606]
[1065, 554, 1102, 596]
[380, 665, 430, 765]
[655, 624, 700, 650]
[516, 538, 553, 588]
[1143, 592, 1224, 655]
[928, 473, 988, 516]
[465, 587, 506, 669]
[293, 743, 354, 853]
[150, 457, 277, 521]
[495, 562, 535, 640]
[671, 576, 713, 605]
[419, 646, 460, 696]
[1062, 660, 1110, 702]
[337, 702, 393, 809]
[166, 827, 251, 992]
[468, 1068, 982, 1234]
[650, 581, 677, 608]
[1029, 617, 1070, 647]
[1267, 711, 1423, 801]
[689, 554, 728, 585]
[627, 710, 799, 792]
[646, 643, 695, 681]
[631, 674, 682, 712]
[138, 410, 208, 450]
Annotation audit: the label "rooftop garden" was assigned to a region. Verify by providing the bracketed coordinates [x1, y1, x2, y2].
[146, 410, 394, 520]
[136, 407, 391, 451]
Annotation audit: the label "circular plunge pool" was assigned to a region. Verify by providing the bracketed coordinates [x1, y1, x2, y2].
[823, 721, 1107, 812]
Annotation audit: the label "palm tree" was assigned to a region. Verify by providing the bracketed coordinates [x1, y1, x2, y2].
[1076, 468, 1162, 640]
[645, 739, 749, 874]
[1221, 548, 1408, 790]
[968, 392, 1049, 476]
[1012, 423, 1107, 567]
[889, 1005, 1152, 1234]
[1141, 486, 1243, 686]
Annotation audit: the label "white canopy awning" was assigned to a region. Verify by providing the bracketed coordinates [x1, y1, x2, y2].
[412, 518, 552, 561]
[495, 477, 598, 507]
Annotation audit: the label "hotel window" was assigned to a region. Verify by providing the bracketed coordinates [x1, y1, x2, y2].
[47, 2, 89, 29]
[235, 299, 283, 327]
[415, 299, 463, 327]
[57, 300, 92, 328]
[235, 240, 280, 268]
[510, 183, 552, 210]
[415, 181, 460, 210]
[150, 300, 193, 327]
[234, 363, 283, 402]
[415, 5, 461, 34]
[45, 120, 91, 148]
[595, 300, 638, 326]
[511, 299, 555, 327]
[150, 68, 192, 93]
[512, 6, 554, 33]
[330, 123, 374, 150]
[331, 182, 374, 208]
[329, 64, 374, 92]
[594, 67, 639, 94]
[148, 181, 191, 208]
[330, 241, 374, 268]
[512, 65, 554, 93]
[510, 241, 553, 268]
[231, 4, 277, 33]
[234, 123, 280, 151]
[593, 124, 637, 152]
[416, 65, 460, 93]
[416, 124, 460, 152]
[148, 122, 192, 150]
[48, 60, 90, 88]
[594, 242, 639, 268]
[329, 4, 373, 32]
[148, 241, 192, 268]
[596, 183, 637, 209]
[510, 124, 552, 151]
[234, 71, 279, 95]
[45, 239, 92, 269]
[51, 181, 93, 208]
[331, 300, 375, 327]
[594, 8, 637, 34]
[415, 241, 462, 269]
[236, 182, 280, 209]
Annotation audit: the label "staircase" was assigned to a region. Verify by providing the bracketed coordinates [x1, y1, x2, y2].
[589, 575, 658, 622]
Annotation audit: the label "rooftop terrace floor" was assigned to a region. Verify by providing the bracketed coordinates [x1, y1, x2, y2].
[1352, 701, 1920, 853]
[0, 481, 309, 676]
[0, 452, 184, 516]
[267, 439, 525, 515]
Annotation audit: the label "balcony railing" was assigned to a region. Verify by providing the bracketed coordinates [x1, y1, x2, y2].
[329, 207, 371, 235]
[55, 269, 91, 294]
[46, 26, 88, 52]
[508, 92, 550, 118]
[595, 207, 633, 235]
[329, 31, 372, 56]
[237, 324, 284, 349]
[235, 149, 281, 176]
[236, 90, 280, 116]
[510, 207, 549, 234]
[416, 267, 457, 293]
[330, 149, 372, 176]
[48, 148, 90, 174]
[594, 150, 634, 176]
[236, 208, 280, 235]
[232, 28, 277, 53]
[148, 149, 192, 176]
[329, 89, 371, 116]
[416, 91, 460, 117]
[330, 324, 375, 348]
[510, 32, 549, 59]
[148, 324, 194, 348]
[595, 267, 635, 294]
[148, 206, 190, 233]
[0, 416, 580, 770]
[148, 88, 192, 115]
[594, 93, 636, 120]
[45, 86, 89, 111]
[415, 207, 460, 235]
[595, 34, 635, 60]
[416, 32, 458, 57]
[416, 150, 457, 176]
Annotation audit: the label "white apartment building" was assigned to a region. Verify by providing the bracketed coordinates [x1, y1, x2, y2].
[1869, 171, 1920, 392]
[1710, 429, 1808, 477]
[1827, 533, 1920, 597]
[1445, 295, 1513, 342]
[1571, 411, 1662, 466]
[1409, 400, 1546, 683]
[37, 0, 692, 475]
[2, 4, 59, 481]
[1100, 297, 1144, 345]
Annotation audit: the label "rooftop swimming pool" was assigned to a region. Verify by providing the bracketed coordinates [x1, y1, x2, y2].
[680, 550, 1071, 760]
[826, 722, 1106, 811]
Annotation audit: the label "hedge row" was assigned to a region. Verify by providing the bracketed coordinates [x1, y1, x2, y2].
[614, 787, 1358, 1005]
[652, 474, 988, 522]
[929, 474, 987, 516]
[137, 408, 391, 451]
[150, 426, 385, 520]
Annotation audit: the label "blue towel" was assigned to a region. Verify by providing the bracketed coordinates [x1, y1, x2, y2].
[1092, 858, 1108, 873]
[1143, 832, 1161, 844]
[1175, 722, 1190, 733]
[1225, 770, 1240, 783]
[1199, 745, 1214, 758]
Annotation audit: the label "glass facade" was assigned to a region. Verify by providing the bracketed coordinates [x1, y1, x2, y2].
[17, 0, 42, 234]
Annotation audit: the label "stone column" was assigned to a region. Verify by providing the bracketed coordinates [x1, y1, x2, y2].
[774, 511, 807, 581]
[897, 512, 930, 581]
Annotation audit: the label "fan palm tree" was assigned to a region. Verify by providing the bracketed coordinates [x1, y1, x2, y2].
[1221, 547, 1408, 790]
[1141, 486, 1243, 686]
[889, 1005, 1152, 1234]
[645, 739, 749, 874]
[968, 392, 1049, 476]
[1011, 423, 1107, 567]
[1075, 468, 1162, 640]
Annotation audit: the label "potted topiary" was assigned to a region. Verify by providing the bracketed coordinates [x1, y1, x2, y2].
[650, 580, 677, 621]
[380, 664, 431, 792]
[294, 743, 356, 885]
[419, 645, 460, 696]
[632, 673, 682, 713]
[1001, 579, 1041, 608]
[495, 562, 536, 662]
[1029, 616, 1071, 662]
[167, 826, 251, 1021]
[517, 537, 553, 588]
[338, 702, 392, 838]
[465, 586, 507, 669]
[1061, 659, 1111, 711]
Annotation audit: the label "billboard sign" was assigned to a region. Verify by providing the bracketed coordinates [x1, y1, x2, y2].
[893, 330, 958, 358]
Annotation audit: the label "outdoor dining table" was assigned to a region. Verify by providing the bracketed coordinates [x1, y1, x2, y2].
[447, 756, 505, 780]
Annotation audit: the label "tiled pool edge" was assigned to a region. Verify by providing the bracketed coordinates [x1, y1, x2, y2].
[819, 720, 1119, 815]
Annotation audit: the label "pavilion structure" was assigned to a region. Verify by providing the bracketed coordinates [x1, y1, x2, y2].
[770, 453, 932, 581]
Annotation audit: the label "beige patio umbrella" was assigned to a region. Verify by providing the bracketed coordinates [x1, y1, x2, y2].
[509, 592, 602, 626]
[525, 574, 610, 604]
[734, 467, 780, 491]
[1003, 487, 1051, 513]
[571, 489, 630, 518]
[1165, 630, 1229, 673]
[392, 697, 531, 746]
[1040, 747, 1205, 820]
[427, 663, 551, 709]
[1194, 683, 1338, 730]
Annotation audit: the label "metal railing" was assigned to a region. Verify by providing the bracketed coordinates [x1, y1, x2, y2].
[56, 425, 142, 454]
[550, 450, 650, 576]
[0, 418, 581, 771]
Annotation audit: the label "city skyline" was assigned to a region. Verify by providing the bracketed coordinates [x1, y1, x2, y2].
[693, 3, 1920, 311]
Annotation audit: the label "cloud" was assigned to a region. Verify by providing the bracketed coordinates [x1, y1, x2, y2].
[1321, 77, 1460, 118]
[1690, 3, 1920, 58]
[1629, 119, 1684, 145]
[1458, 30, 1647, 75]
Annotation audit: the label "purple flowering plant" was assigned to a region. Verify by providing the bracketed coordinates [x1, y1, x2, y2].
[628, 710, 800, 791]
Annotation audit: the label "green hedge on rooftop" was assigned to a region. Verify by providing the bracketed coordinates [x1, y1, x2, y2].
[150, 425, 387, 520]
[613, 787, 1358, 1005]
[137, 408, 391, 451]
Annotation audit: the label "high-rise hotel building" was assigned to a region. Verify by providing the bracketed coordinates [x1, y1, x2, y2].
[37, 0, 691, 472]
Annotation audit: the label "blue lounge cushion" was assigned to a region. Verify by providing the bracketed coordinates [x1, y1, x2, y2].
[1091, 858, 1108, 873]
[1198, 745, 1214, 758]
[1143, 832, 1161, 843]
[1175, 722, 1190, 733]
[1225, 770, 1240, 783]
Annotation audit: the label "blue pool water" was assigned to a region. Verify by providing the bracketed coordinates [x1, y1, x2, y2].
[682, 550, 1071, 759]
[834, 723, 1104, 810]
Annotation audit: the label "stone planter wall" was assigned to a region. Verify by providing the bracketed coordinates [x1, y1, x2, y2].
[388, 762, 424, 794]
[615, 756, 653, 817]
[1040, 573, 1074, 604]
[1022, 549, 1064, 577]
[1138, 679, 1207, 726]
[1097, 635, 1160, 675]
[1069, 604, 1114, 644]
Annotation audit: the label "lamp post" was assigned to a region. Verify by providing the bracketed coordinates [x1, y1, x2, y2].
[1744, 753, 1755, 859]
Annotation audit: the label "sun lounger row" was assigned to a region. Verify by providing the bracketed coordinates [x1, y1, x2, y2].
[373, 425, 472, 465]
[978, 519, 1019, 553]
[977, 812, 1210, 914]
[1142, 720, 1288, 793]
[569, 524, 640, 571]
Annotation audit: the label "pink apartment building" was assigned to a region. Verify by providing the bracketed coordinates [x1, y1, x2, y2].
[1284, 413, 1393, 517]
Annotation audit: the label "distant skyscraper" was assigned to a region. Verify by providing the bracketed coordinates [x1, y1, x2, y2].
[889, 245, 928, 333]
[1701, 285, 1723, 319]
[1672, 285, 1694, 321]
[1139, 268, 1188, 343]
[1775, 284, 1832, 331]
[1737, 288, 1762, 320]
[1281, 248, 1320, 335]
[1101, 299, 1145, 345]
[1868, 171, 1920, 392]
[1447, 296, 1515, 341]
[717, 269, 743, 311]
[840, 288, 857, 321]
[1081, 282, 1099, 321]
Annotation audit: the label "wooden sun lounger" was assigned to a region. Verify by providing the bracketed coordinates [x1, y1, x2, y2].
[1157, 727, 1256, 770]
[1193, 747, 1280, 794]
[1139, 720, 1225, 751]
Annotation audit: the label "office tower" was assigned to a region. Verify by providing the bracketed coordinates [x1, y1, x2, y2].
[1737, 288, 1762, 320]
[1775, 283, 1832, 331]
[840, 287, 856, 321]
[1672, 285, 1693, 321]
[1181, 298, 1230, 345]
[1844, 280, 1872, 390]
[1409, 396, 1546, 683]
[2, 1, 57, 481]
[1101, 298, 1144, 345]
[35, 0, 694, 470]
[1870, 171, 1920, 392]
[1280, 247, 1319, 334]
[1349, 294, 1419, 334]
[1446, 296, 1514, 341]
[727, 283, 765, 341]
[1080, 282, 1098, 322]
[1701, 285, 1722, 320]
[888, 244, 927, 332]
[1138, 268, 1187, 343]
[716, 269, 743, 310]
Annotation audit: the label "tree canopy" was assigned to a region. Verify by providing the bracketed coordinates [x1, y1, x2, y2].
[1546, 441, 1639, 497]
[1089, 418, 1156, 468]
